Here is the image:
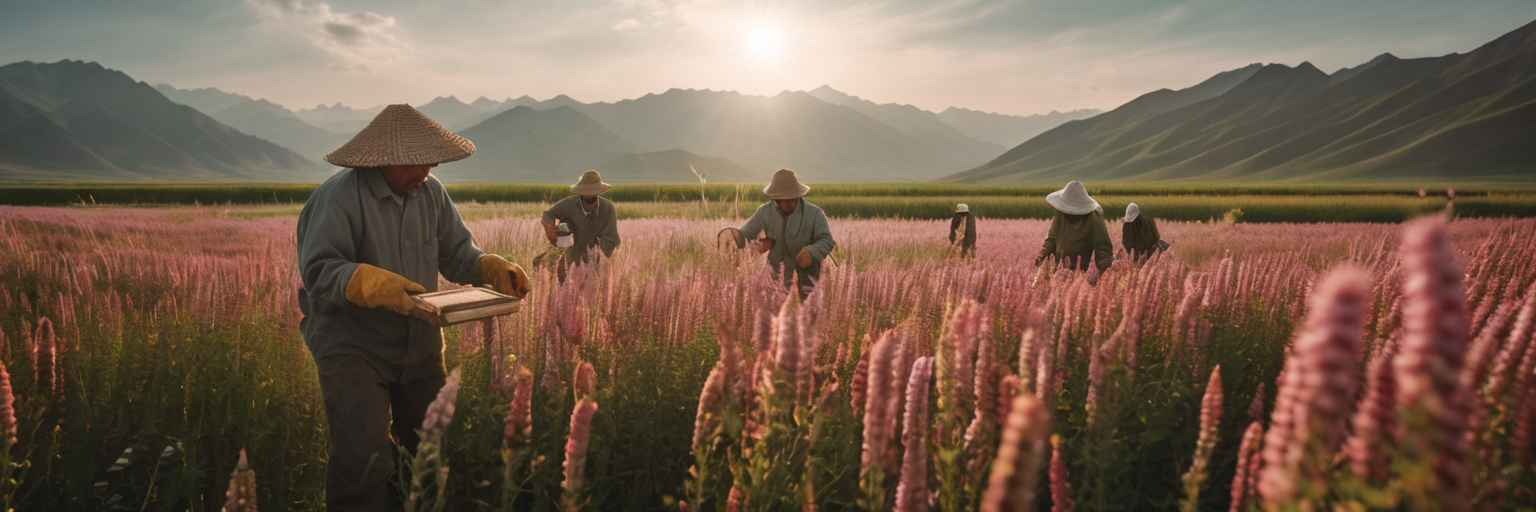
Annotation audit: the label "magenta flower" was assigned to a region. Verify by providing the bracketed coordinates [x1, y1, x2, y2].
[564, 398, 599, 492]
[574, 361, 596, 400]
[1229, 422, 1262, 512]
[894, 356, 934, 512]
[1050, 435, 1074, 512]
[1181, 365, 1222, 512]
[505, 366, 534, 445]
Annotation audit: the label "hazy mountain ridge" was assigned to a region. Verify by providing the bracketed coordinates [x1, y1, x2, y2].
[0, 60, 322, 181]
[943, 19, 1536, 184]
[155, 84, 349, 161]
[936, 106, 1102, 147]
[806, 85, 1006, 163]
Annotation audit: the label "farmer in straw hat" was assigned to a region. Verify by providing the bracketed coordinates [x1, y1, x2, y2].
[1121, 202, 1165, 263]
[296, 104, 531, 511]
[739, 169, 836, 298]
[540, 170, 621, 265]
[1035, 181, 1113, 274]
[950, 203, 978, 260]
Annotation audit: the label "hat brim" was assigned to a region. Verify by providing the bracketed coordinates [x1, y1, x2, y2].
[765, 183, 810, 200]
[1046, 191, 1101, 215]
[572, 183, 612, 195]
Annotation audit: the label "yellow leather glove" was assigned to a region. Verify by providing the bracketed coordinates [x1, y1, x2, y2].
[345, 264, 426, 315]
[795, 247, 813, 268]
[479, 254, 531, 299]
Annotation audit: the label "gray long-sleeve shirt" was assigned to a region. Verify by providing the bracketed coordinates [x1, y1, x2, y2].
[541, 196, 620, 264]
[739, 199, 835, 284]
[296, 168, 485, 382]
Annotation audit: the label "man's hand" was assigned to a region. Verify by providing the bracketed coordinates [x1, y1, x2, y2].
[479, 254, 532, 299]
[795, 248, 813, 268]
[344, 264, 426, 315]
[755, 238, 774, 254]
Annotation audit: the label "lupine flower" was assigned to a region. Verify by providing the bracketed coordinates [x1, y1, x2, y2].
[1180, 365, 1222, 512]
[563, 398, 599, 492]
[1174, 275, 1204, 346]
[1346, 354, 1396, 484]
[1229, 422, 1262, 512]
[774, 296, 804, 396]
[692, 365, 727, 454]
[997, 373, 1020, 428]
[861, 331, 903, 481]
[32, 317, 57, 399]
[0, 360, 13, 447]
[894, 356, 935, 512]
[222, 449, 257, 512]
[1247, 382, 1265, 423]
[1049, 435, 1074, 512]
[1392, 218, 1473, 511]
[1259, 267, 1370, 506]
[505, 366, 534, 445]
[980, 392, 1050, 512]
[726, 486, 745, 512]
[421, 369, 463, 448]
[851, 333, 873, 415]
[573, 361, 596, 400]
[1016, 328, 1038, 395]
[1484, 283, 1535, 401]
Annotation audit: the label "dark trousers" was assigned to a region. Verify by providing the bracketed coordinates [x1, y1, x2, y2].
[317, 355, 448, 512]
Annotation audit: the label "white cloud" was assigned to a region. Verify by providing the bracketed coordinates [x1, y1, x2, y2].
[244, 0, 407, 72]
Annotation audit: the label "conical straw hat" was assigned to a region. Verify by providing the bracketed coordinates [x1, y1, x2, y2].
[1045, 181, 1101, 215]
[571, 170, 611, 195]
[763, 168, 810, 199]
[1125, 203, 1140, 222]
[324, 104, 475, 167]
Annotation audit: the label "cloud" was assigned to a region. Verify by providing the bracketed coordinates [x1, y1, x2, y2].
[244, 0, 407, 72]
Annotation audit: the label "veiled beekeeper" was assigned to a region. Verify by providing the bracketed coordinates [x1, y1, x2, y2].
[739, 169, 836, 298]
[295, 104, 530, 511]
[1034, 181, 1113, 273]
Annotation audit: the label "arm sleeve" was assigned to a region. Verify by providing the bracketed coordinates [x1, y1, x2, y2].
[739, 208, 765, 241]
[598, 204, 621, 256]
[1094, 217, 1114, 271]
[1149, 217, 1161, 241]
[806, 210, 836, 260]
[1121, 222, 1132, 250]
[436, 189, 485, 285]
[296, 195, 360, 305]
[540, 199, 564, 227]
[1035, 216, 1059, 265]
[949, 217, 959, 242]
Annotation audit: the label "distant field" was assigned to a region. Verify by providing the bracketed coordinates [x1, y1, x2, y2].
[3, 182, 1534, 222]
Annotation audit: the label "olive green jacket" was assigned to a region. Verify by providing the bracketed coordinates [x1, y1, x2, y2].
[1035, 210, 1113, 271]
[1122, 215, 1162, 260]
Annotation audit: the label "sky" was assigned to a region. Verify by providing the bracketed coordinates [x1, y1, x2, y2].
[1, 0, 1532, 117]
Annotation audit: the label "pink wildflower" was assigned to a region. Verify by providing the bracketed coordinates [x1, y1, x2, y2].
[1181, 365, 1222, 512]
[1346, 354, 1396, 484]
[980, 392, 1051, 512]
[894, 356, 935, 512]
[1392, 218, 1473, 511]
[505, 366, 534, 445]
[0, 360, 13, 447]
[563, 398, 599, 492]
[1229, 422, 1262, 512]
[1050, 435, 1074, 512]
[32, 317, 57, 399]
[861, 331, 904, 480]
[223, 449, 257, 512]
[421, 369, 462, 448]
[573, 361, 596, 400]
[692, 365, 727, 454]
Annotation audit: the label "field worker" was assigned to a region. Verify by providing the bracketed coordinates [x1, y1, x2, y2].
[296, 104, 531, 511]
[740, 169, 836, 298]
[541, 170, 621, 265]
[1035, 181, 1113, 273]
[1122, 202, 1165, 263]
[950, 203, 978, 260]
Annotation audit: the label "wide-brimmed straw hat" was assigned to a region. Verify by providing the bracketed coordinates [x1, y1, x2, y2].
[324, 104, 475, 168]
[571, 170, 611, 195]
[764, 169, 809, 200]
[956, 203, 969, 213]
[1125, 203, 1140, 222]
[1045, 181, 1101, 215]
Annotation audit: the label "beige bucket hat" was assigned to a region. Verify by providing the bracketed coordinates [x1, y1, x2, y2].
[571, 170, 611, 195]
[324, 104, 475, 168]
[1046, 181, 1102, 215]
[763, 169, 810, 200]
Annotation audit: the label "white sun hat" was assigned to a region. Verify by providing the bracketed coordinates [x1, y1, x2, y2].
[324, 104, 475, 167]
[1125, 203, 1140, 222]
[763, 168, 810, 200]
[1045, 181, 1102, 215]
[956, 203, 969, 213]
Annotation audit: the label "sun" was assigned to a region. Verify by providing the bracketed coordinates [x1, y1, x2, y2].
[745, 25, 785, 62]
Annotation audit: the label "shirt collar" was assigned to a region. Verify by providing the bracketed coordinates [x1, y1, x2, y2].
[361, 168, 406, 205]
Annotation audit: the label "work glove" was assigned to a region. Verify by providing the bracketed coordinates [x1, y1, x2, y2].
[795, 248, 813, 268]
[479, 254, 532, 299]
[345, 264, 426, 315]
[755, 238, 774, 254]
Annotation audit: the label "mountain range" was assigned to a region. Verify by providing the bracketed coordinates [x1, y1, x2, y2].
[943, 19, 1536, 184]
[0, 60, 320, 181]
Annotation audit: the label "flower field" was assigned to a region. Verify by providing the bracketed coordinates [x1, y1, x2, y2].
[0, 204, 1533, 511]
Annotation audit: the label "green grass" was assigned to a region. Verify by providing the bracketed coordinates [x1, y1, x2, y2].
[4, 183, 1534, 223]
